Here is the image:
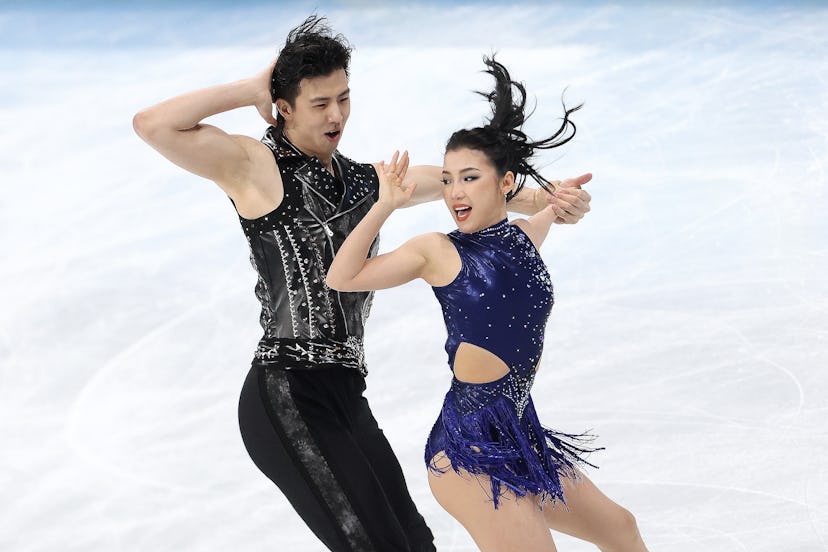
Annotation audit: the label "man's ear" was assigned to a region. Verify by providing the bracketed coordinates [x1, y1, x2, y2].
[275, 99, 293, 120]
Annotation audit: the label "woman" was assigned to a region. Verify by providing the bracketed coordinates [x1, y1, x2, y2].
[327, 58, 648, 551]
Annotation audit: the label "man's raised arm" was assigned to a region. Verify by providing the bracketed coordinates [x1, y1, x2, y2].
[132, 60, 277, 195]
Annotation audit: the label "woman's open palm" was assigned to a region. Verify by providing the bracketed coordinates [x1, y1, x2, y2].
[377, 150, 414, 210]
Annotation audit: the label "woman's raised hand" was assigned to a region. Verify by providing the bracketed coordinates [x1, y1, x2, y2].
[377, 150, 415, 210]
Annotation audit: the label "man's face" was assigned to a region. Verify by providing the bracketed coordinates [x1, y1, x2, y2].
[278, 68, 350, 160]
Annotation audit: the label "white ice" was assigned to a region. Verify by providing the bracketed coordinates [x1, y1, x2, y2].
[1, 3, 827, 551]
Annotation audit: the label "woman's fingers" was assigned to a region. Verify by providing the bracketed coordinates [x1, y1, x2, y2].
[544, 202, 568, 224]
[397, 150, 410, 180]
[382, 150, 409, 184]
[379, 150, 410, 199]
[387, 150, 400, 174]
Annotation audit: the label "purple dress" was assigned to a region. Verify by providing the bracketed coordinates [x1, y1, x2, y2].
[425, 219, 599, 508]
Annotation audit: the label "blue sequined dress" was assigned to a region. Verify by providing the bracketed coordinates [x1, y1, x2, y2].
[425, 218, 598, 508]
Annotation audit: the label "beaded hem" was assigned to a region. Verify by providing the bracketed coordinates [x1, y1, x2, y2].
[425, 388, 600, 509]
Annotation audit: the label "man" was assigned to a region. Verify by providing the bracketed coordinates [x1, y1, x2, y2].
[133, 15, 591, 552]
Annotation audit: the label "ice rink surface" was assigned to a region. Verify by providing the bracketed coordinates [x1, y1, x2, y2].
[1, 2, 826, 550]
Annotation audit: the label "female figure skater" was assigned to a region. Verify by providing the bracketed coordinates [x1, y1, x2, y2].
[327, 58, 648, 551]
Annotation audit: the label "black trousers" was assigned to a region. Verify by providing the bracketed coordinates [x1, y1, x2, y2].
[238, 364, 436, 552]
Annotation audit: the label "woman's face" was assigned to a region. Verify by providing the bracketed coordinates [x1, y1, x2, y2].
[441, 148, 514, 233]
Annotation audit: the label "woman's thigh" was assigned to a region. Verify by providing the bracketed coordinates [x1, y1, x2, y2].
[427, 453, 557, 552]
[543, 469, 639, 548]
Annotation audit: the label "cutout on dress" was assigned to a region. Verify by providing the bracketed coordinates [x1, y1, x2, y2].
[453, 342, 511, 383]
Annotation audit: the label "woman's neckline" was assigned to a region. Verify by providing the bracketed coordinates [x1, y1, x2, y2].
[457, 217, 510, 236]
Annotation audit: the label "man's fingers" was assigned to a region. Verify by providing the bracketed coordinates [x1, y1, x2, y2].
[547, 199, 578, 224]
[257, 104, 277, 125]
[550, 197, 586, 223]
[559, 173, 592, 189]
[553, 191, 590, 213]
[575, 188, 592, 205]
[545, 180, 562, 193]
[552, 196, 575, 213]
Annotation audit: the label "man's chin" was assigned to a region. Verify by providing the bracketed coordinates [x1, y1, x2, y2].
[323, 131, 343, 149]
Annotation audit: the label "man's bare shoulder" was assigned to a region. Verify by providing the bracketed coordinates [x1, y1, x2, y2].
[222, 134, 284, 218]
[228, 134, 274, 162]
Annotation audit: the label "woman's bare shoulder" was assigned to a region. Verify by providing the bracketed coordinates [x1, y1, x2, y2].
[406, 231, 453, 251]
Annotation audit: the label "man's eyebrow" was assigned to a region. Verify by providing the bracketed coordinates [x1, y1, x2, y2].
[309, 88, 350, 103]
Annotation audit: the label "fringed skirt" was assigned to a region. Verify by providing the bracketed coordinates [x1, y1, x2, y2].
[425, 375, 600, 509]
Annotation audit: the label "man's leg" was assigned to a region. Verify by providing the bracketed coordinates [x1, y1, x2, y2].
[350, 388, 436, 552]
[238, 365, 358, 551]
[239, 365, 418, 551]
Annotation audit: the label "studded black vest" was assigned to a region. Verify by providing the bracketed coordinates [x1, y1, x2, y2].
[236, 128, 380, 375]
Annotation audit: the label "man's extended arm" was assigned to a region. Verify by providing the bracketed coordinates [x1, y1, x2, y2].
[508, 173, 592, 224]
[399, 165, 444, 207]
[401, 165, 592, 223]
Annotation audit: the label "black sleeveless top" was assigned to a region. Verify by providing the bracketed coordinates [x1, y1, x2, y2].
[236, 127, 380, 375]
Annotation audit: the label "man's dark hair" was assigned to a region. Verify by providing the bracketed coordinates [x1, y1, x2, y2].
[270, 15, 352, 129]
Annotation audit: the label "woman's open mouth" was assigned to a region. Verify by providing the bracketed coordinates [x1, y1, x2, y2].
[453, 204, 472, 222]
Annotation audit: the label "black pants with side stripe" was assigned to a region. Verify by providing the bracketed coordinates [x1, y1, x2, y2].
[238, 364, 436, 552]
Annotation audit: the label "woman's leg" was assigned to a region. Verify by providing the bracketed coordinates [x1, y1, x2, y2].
[427, 452, 558, 552]
[543, 469, 648, 552]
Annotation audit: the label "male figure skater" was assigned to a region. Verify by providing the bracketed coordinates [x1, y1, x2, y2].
[133, 15, 592, 552]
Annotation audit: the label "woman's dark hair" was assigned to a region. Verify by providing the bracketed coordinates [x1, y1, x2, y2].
[270, 15, 352, 129]
[446, 56, 581, 201]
